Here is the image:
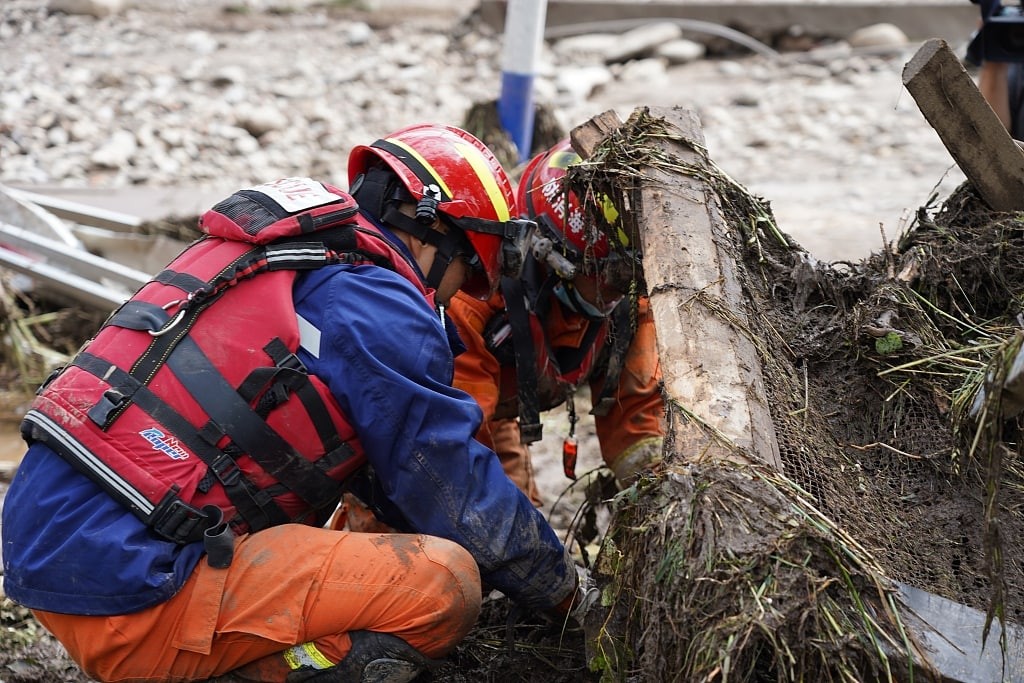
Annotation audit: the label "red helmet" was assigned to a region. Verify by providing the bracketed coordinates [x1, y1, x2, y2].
[516, 139, 619, 263]
[349, 123, 519, 298]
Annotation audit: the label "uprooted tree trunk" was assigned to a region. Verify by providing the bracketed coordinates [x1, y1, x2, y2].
[567, 106, 1024, 681]
[570, 105, 923, 681]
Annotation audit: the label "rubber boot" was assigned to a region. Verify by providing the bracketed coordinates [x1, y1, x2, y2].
[284, 630, 435, 683]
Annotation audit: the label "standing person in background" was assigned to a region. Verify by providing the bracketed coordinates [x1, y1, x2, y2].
[2, 124, 591, 683]
[448, 139, 665, 507]
[968, 0, 1024, 137]
[976, 60, 1023, 133]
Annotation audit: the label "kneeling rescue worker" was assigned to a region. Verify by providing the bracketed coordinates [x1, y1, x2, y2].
[2, 124, 593, 683]
[449, 138, 665, 505]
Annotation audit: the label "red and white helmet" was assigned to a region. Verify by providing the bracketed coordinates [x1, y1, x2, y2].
[349, 123, 522, 298]
[516, 138, 620, 263]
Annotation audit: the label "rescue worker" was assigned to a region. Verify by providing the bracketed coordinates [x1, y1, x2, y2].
[448, 139, 665, 506]
[2, 124, 590, 683]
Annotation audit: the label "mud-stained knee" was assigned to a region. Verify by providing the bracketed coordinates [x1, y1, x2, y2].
[419, 536, 483, 642]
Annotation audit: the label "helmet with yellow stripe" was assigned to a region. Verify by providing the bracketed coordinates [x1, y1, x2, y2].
[348, 123, 530, 299]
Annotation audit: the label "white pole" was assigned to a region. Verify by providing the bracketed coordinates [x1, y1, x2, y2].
[497, 0, 548, 164]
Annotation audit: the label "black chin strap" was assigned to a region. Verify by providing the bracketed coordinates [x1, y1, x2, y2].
[381, 206, 464, 290]
[349, 167, 392, 220]
[353, 168, 465, 291]
[560, 280, 613, 322]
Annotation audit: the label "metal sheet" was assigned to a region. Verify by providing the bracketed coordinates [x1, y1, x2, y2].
[3, 186, 142, 232]
[0, 244, 129, 310]
[0, 221, 149, 293]
[0, 183, 82, 249]
[897, 581, 1024, 682]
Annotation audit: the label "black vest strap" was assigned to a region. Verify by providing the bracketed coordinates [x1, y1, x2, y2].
[115, 245, 334, 405]
[264, 339, 341, 449]
[73, 351, 288, 536]
[153, 269, 208, 294]
[498, 256, 632, 428]
[238, 338, 357, 474]
[108, 299, 179, 333]
[163, 327, 341, 513]
[591, 299, 635, 417]
[501, 276, 543, 443]
[551, 315, 604, 377]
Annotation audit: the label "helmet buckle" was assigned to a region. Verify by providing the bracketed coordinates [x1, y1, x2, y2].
[416, 184, 442, 225]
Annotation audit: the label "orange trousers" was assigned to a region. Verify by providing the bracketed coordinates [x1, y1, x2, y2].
[33, 524, 481, 682]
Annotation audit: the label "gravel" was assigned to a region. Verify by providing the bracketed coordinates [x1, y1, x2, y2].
[1, 0, 974, 262]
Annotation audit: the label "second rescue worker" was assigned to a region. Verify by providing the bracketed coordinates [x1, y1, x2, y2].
[448, 139, 665, 506]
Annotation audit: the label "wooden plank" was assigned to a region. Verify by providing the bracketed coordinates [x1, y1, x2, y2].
[902, 38, 1024, 212]
[569, 109, 623, 159]
[638, 106, 781, 469]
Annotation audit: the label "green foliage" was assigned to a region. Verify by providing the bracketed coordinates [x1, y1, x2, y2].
[654, 541, 686, 585]
[875, 331, 904, 354]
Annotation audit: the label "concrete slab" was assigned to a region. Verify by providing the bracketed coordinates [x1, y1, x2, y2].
[480, 0, 979, 45]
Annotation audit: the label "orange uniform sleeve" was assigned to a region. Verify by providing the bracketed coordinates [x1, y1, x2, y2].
[448, 290, 505, 427]
[591, 296, 665, 477]
[449, 291, 543, 505]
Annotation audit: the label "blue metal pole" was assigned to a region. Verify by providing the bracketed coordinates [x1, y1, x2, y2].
[497, 0, 548, 164]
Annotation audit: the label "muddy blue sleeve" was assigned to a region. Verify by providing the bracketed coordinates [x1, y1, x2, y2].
[293, 266, 576, 609]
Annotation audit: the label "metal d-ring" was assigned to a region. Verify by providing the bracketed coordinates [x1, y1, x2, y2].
[149, 309, 186, 337]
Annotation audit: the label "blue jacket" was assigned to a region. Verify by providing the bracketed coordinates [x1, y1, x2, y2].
[2, 228, 575, 616]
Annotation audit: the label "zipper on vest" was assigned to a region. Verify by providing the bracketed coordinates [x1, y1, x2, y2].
[312, 207, 358, 230]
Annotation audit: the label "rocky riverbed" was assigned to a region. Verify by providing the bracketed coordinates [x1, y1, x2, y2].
[2, 0, 972, 262]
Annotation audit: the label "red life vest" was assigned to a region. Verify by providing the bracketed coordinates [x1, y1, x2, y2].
[20, 178, 430, 567]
